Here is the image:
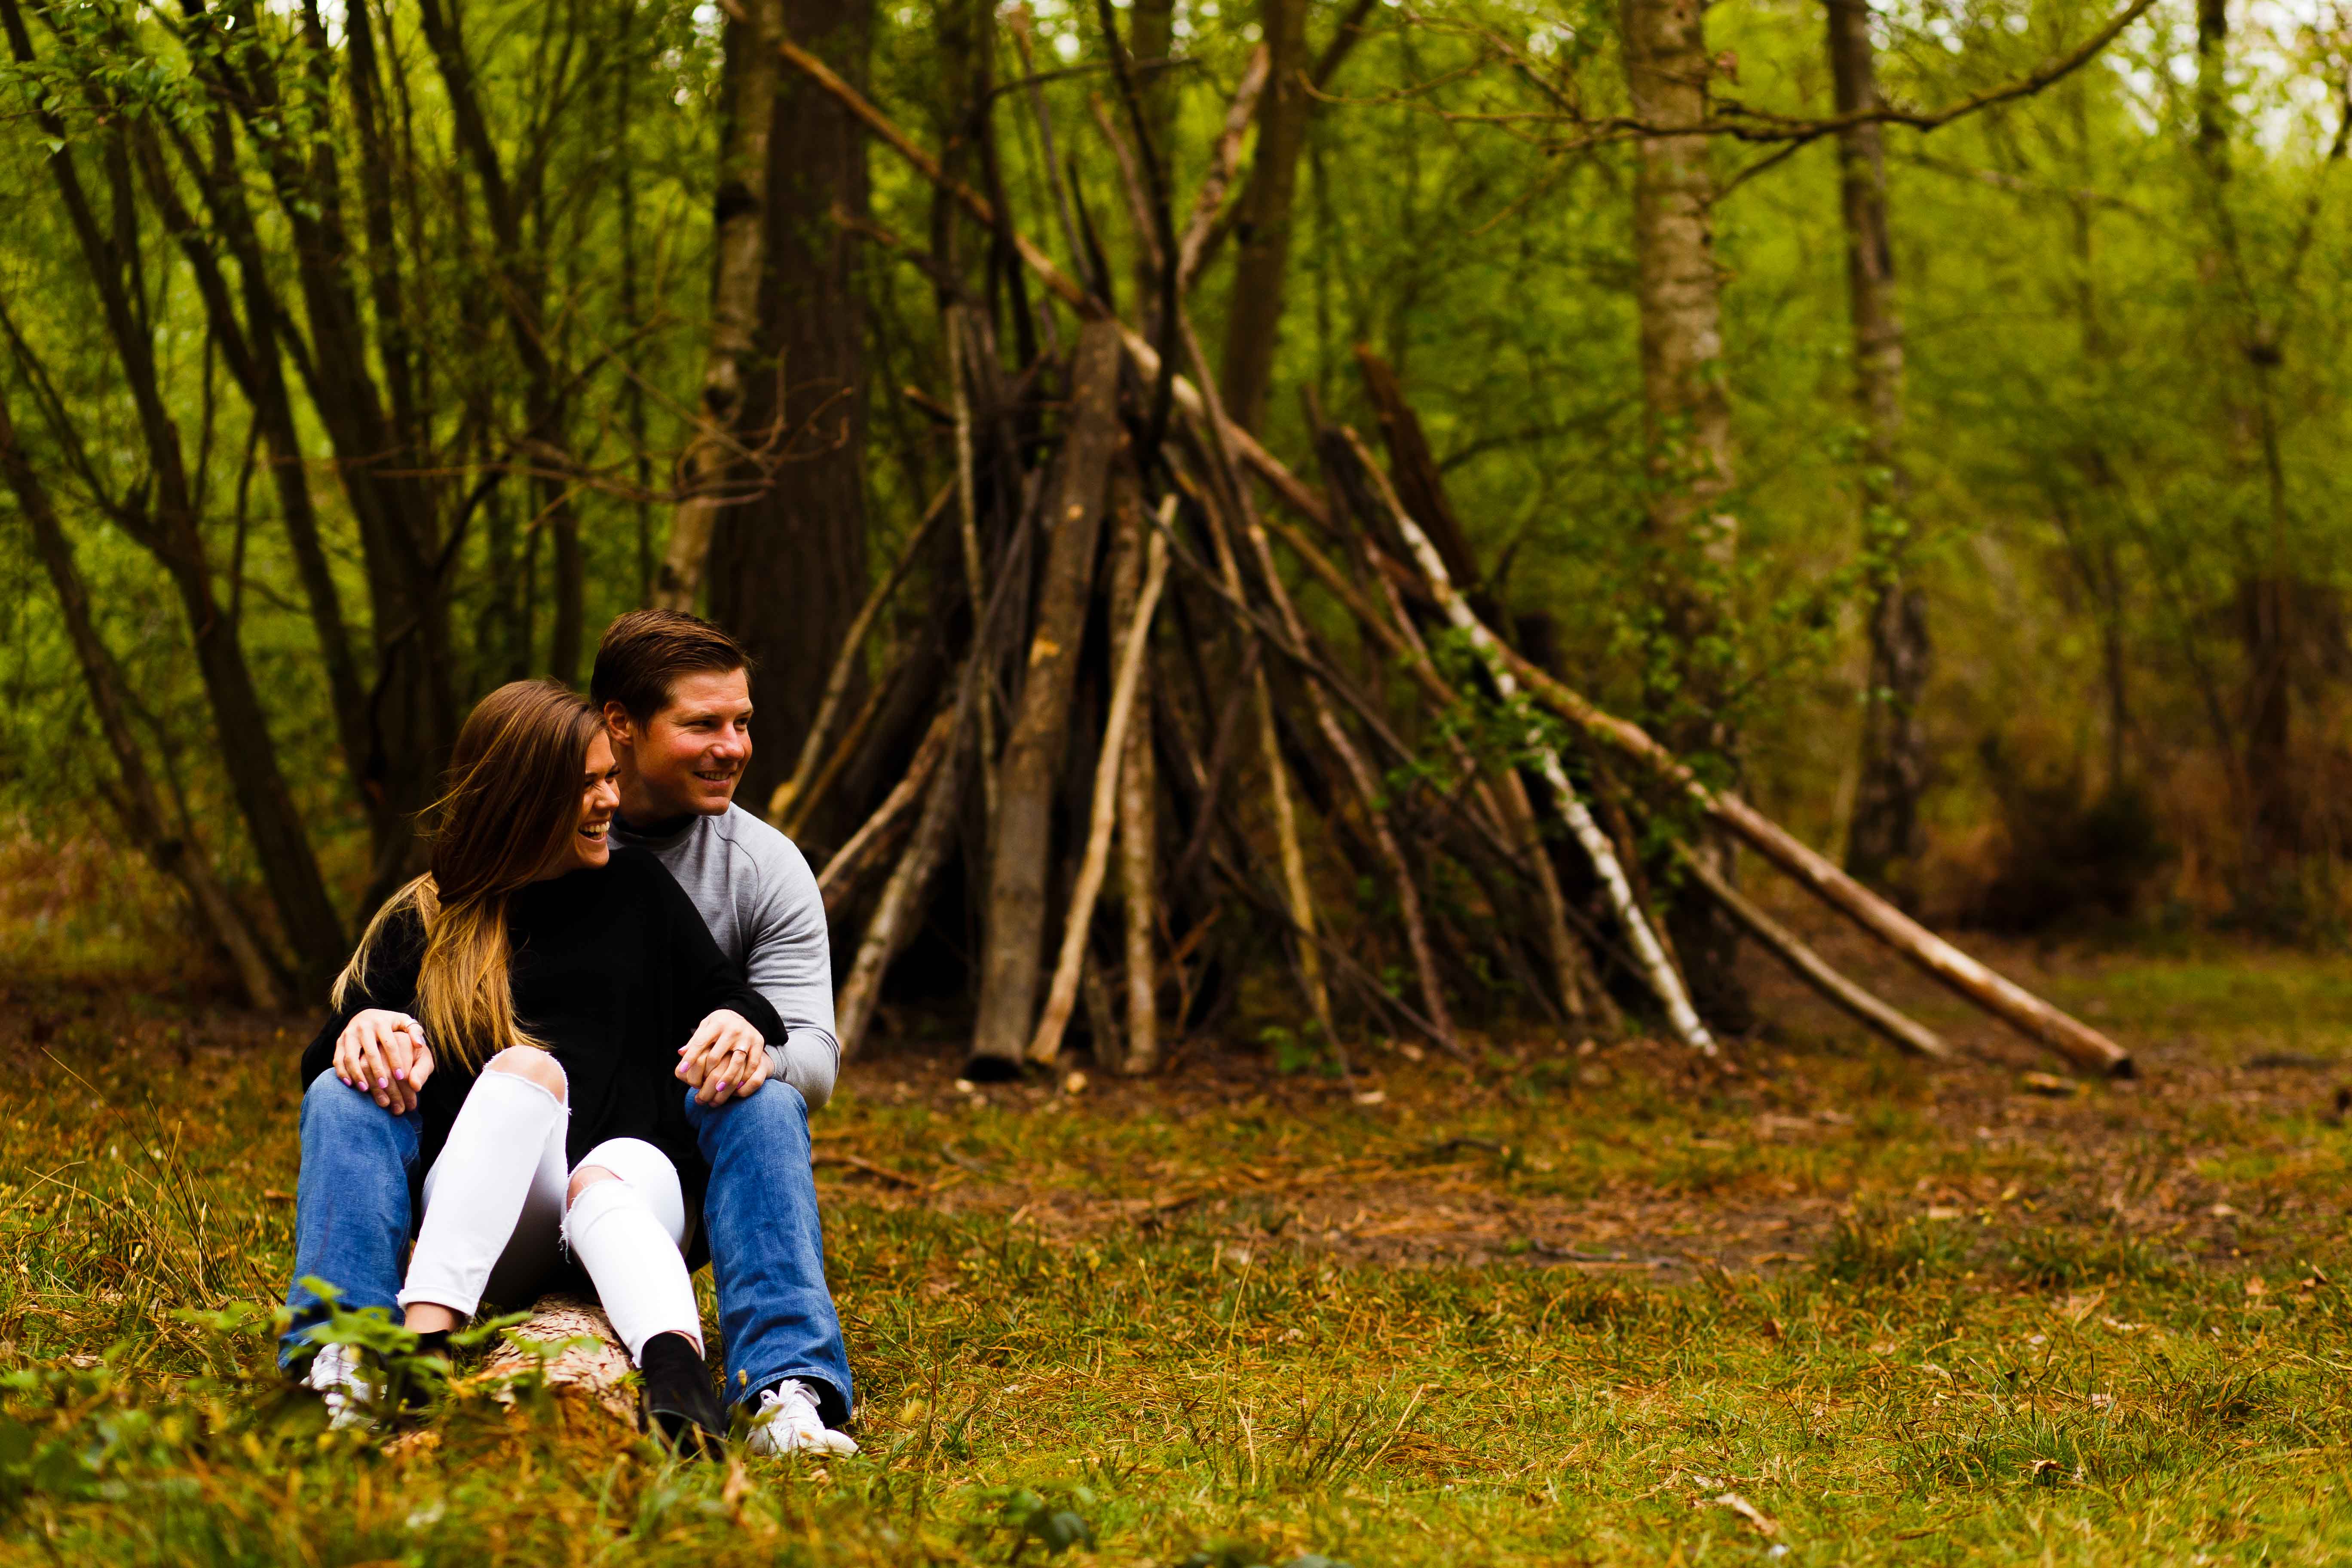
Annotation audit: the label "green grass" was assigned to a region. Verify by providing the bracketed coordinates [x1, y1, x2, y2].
[8, 941, 2352, 1565]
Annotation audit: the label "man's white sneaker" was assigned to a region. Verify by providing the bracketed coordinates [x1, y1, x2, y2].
[303, 1342, 381, 1430]
[744, 1380, 858, 1457]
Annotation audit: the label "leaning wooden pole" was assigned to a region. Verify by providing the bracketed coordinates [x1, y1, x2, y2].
[1343, 432, 1715, 1056]
[1109, 481, 1164, 1074]
[778, 40, 2130, 1077]
[1495, 646, 2133, 1077]
[1171, 326, 1333, 1044]
[1674, 844, 1950, 1060]
[1029, 518, 1171, 1064]
[969, 319, 1126, 1073]
[774, 482, 952, 831]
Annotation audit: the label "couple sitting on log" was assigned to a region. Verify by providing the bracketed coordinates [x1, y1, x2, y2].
[278, 611, 857, 1459]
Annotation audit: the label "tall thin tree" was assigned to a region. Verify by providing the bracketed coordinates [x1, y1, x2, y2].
[1829, 0, 1931, 900]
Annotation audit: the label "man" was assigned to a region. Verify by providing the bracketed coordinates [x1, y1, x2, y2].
[284, 610, 855, 1457]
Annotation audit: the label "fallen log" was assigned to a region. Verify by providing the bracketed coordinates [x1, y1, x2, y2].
[480, 1294, 637, 1431]
[1672, 843, 1951, 1060]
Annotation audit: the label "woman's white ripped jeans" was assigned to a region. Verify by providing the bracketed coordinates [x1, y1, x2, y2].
[396, 1047, 702, 1361]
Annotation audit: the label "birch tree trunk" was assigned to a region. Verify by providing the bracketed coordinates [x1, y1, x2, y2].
[1618, 0, 1748, 1029]
[658, 0, 783, 612]
[968, 321, 1127, 1073]
[1828, 0, 1931, 900]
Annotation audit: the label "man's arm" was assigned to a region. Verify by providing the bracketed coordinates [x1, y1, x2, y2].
[744, 832, 842, 1110]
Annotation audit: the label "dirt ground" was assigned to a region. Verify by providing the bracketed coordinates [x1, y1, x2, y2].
[6, 893, 2343, 1288]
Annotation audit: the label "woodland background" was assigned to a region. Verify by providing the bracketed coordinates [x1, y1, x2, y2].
[2, 0, 2349, 1065]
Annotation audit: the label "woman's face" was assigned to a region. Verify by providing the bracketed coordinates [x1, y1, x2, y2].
[543, 731, 621, 878]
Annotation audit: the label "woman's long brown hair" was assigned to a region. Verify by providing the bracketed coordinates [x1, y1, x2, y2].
[332, 681, 603, 1071]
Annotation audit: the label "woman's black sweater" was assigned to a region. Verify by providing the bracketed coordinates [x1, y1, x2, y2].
[298, 847, 782, 1201]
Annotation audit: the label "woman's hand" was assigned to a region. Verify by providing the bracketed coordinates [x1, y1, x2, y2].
[676, 1008, 770, 1107]
[333, 1009, 435, 1114]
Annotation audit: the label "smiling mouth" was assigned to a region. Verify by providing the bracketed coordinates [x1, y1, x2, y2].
[694, 770, 736, 785]
[579, 820, 610, 841]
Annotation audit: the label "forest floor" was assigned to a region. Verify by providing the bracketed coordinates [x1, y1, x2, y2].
[6, 903, 2352, 1565]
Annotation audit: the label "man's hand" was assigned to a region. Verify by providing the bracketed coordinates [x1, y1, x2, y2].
[676, 1008, 771, 1106]
[333, 1009, 435, 1114]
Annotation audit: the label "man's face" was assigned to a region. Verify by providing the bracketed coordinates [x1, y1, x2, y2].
[609, 668, 753, 819]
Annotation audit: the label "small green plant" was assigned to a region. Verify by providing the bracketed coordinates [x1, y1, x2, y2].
[1257, 1022, 1338, 1078]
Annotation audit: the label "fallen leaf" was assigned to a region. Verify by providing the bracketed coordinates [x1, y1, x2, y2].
[1711, 1492, 1778, 1536]
[2210, 1202, 2241, 1219]
[1063, 1070, 1088, 1095]
[2019, 1072, 2081, 1097]
[1353, 1090, 1387, 1106]
[1925, 1206, 1962, 1221]
[262, 1189, 294, 1202]
[2245, 1276, 2269, 1298]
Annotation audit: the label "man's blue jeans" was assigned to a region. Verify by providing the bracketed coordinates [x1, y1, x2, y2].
[280, 1070, 854, 1424]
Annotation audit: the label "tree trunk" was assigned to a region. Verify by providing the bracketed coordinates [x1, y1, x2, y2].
[710, 0, 874, 821]
[2193, 0, 2297, 900]
[1828, 0, 1931, 900]
[1218, 0, 1312, 432]
[968, 320, 1126, 1073]
[0, 384, 286, 1011]
[657, 0, 783, 611]
[1128, 0, 1179, 315]
[1618, 0, 1748, 1030]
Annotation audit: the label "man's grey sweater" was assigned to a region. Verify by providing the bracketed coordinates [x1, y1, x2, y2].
[616, 805, 840, 1109]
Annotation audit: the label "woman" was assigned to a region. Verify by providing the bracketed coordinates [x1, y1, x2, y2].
[294, 680, 777, 1453]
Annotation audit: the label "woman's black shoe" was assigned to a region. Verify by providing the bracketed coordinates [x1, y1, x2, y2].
[638, 1333, 727, 1459]
[386, 1329, 453, 1416]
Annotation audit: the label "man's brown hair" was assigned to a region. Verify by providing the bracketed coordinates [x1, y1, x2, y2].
[591, 609, 753, 722]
